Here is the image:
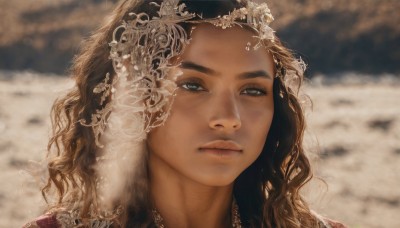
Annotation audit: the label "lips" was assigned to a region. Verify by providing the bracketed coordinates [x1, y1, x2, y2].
[199, 140, 243, 152]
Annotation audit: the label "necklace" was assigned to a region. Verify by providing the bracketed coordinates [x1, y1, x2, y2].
[152, 199, 242, 228]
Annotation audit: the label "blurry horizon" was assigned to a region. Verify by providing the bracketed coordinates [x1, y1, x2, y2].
[0, 0, 399, 77]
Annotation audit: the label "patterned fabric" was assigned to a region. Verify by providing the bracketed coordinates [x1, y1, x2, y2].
[23, 212, 348, 228]
[23, 211, 113, 228]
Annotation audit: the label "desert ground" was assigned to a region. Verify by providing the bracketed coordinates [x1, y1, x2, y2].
[0, 71, 399, 227]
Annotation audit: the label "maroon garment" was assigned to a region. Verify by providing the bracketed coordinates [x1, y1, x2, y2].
[22, 213, 60, 228]
[23, 212, 347, 228]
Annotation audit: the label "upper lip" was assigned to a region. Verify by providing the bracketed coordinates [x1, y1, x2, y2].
[199, 140, 243, 152]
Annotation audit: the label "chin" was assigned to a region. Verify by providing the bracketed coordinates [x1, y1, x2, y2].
[195, 172, 240, 187]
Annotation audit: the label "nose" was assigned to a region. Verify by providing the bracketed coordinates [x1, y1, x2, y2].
[209, 91, 242, 131]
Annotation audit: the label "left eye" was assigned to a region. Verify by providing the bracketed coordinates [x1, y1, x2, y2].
[241, 87, 267, 96]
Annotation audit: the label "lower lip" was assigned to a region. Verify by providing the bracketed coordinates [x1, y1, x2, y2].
[199, 148, 241, 157]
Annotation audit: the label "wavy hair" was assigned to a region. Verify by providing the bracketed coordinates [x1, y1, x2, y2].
[42, 0, 317, 227]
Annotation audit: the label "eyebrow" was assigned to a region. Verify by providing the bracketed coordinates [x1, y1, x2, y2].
[180, 61, 272, 80]
[238, 70, 272, 80]
[180, 61, 217, 75]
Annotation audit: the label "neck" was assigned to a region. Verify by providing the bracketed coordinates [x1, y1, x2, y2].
[149, 153, 234, 228]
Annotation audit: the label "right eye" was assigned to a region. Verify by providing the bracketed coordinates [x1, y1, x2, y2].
[178, 80, 206, 92]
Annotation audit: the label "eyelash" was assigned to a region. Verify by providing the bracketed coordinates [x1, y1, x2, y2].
[240, 85, 268, 96]
[177, 80, 268, 96]
[177, 80, 206, 92]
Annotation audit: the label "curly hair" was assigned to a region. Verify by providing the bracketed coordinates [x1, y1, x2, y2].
[42, 0, 318, 227]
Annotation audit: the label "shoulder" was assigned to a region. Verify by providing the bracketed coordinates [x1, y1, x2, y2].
[23, 210, 114, 228]
[323, 217, 348, 228]
[22, 213, 60, 228]
[312, 210, 348, 228]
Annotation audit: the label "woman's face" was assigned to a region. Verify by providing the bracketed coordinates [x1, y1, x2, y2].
[147, 24, 275, 186]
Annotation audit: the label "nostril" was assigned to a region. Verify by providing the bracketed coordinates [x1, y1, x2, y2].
[209, 117, 241, 131]
[232, 121, 241, 129]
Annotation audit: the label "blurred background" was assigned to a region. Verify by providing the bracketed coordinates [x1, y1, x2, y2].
[0, 0, 399, 227]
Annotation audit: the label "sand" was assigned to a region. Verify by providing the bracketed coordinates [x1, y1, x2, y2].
[0, 71, 399, 227]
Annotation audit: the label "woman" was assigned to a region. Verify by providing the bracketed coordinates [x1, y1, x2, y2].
[24, 0, 346, 227]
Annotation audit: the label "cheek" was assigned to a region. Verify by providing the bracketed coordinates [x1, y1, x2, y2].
[242, 97, 274, 128]
[147, 97, 201, 154]
[252, 109, 273, 135]
[242, 105, 274, 149]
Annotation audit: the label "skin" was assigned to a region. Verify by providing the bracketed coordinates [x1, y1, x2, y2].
[147, 24, 275, 228]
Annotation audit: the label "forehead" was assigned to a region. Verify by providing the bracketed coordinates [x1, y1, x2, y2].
[179, 24, 274, 74]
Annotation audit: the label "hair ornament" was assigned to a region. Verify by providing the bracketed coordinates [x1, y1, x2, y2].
[86, 0, 277, 147]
